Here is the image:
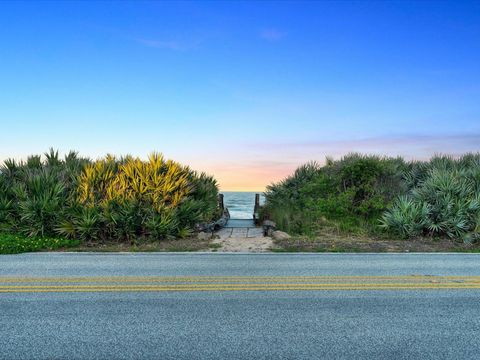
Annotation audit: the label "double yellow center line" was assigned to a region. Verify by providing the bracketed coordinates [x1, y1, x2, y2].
[1, 276, 480, 293]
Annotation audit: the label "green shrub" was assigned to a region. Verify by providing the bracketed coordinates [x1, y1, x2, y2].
[263, 154, 405, 235]
[263, 152, 480, 242]
[0, 150, 220, 244]
[380, 196, 430, 238]
[14, 168, 67, 237]
[381, 154, 480, 241]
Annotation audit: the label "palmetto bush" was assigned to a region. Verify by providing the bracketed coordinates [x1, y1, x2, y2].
[0, 149, 87, 237]
[379, 196, 431, 238]
[0, 175, 14, 232]
[0, 150, 219, 243]
[381, 154, 480, 241]
[13, 168, 66, 237]
[64, 152, 218, 241]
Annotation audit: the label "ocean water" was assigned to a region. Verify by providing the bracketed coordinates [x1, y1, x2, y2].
[222, 192, 265, 219]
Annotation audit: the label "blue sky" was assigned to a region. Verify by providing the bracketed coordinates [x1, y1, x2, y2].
[0, 1, 479, 190]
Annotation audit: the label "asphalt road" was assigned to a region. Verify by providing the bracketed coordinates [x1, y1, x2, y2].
[1, 253, 480, 359]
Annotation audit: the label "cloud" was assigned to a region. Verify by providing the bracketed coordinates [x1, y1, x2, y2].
[259, 28, 286, 41]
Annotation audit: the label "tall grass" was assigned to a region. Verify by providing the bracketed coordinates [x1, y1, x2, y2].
[0, 149, 219, 243]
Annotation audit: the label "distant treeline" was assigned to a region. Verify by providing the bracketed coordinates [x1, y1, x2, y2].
[262, 153, 480, 243]
[0, 149, 219, 243]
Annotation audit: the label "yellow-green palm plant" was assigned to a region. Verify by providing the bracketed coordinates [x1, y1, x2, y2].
[74, 152, 219, 241]
[107, 153, 193, 209]
[77, 157, 117, 207]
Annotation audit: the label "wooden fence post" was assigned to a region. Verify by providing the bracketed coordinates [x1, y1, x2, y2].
[253, 193, 260, 224]
[218, 193, 224, 212]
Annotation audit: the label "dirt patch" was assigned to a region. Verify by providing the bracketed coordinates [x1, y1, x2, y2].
[210, 236, 274, 252]
[273, 232, 480, 253]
